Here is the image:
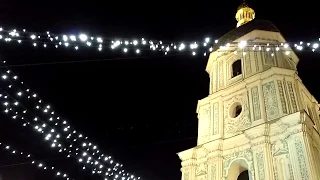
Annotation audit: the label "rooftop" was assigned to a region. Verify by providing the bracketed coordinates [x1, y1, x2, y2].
[213, 19, 280, 50]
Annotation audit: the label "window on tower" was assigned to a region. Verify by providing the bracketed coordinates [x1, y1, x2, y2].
[232, 59, 242, 78]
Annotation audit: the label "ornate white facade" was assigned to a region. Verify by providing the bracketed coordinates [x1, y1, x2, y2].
[177, 4, 320, 180]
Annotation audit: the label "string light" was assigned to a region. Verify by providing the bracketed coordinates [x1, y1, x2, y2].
[0, 26, 318, 57]
[0, 141, 72, 179]
[0, 25, 318, 179]
[0, 65, 140, 180]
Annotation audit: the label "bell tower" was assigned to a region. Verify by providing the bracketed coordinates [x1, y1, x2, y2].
[177, 2, 320, 180]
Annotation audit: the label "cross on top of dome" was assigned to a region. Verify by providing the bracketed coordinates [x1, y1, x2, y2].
[237, 0, 250, 10]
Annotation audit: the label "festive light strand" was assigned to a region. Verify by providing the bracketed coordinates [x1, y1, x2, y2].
[0, 25, 318, 180]
[0, 65, 140, 180]
[0, 82, 137, 179]
[0, 26, 319, 57]
[0, 141, 73, 179]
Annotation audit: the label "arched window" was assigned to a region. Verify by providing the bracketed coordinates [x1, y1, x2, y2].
[232, 59, 242, 78]
[237, 170, 249, 180]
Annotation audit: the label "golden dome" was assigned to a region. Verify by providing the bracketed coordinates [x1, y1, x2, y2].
[235, 1, 255, 27]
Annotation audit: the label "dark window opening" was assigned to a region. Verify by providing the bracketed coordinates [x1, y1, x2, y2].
[232, 59, 242, 78]
[230, 104, 242, 118]
[235, 106, 242, 117]
[237, 170, 249, 180]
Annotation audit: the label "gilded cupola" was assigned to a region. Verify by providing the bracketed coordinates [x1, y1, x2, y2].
[235, 1, 255, 27]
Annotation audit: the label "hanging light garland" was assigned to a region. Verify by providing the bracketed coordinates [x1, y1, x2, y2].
[0, 65, 141, 179]
[0, 26, 319, 57]
[0, 24, 318, 179]
[0, 141, 73, 179]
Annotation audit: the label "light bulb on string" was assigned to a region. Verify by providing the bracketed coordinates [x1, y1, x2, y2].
[0, 92, 126, 179]
[0, 141, 72, 179]
[0, 25, 315, 180]
[0, 26, 315, 57]
[0, 69, 139, 179]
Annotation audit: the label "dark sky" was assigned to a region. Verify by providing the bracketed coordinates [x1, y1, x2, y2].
[0, 0, 319, 180]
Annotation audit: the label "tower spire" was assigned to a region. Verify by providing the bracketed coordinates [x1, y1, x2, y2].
[235, 1, 255, 27]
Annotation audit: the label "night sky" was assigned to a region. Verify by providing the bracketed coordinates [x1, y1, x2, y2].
[0, 1, 319, 180]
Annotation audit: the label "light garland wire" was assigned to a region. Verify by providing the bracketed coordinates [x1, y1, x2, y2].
[0, 42, 301, 179]
[0, 89, 135, 180]
[0, 64, 140, 179]
[0, 25, 318, 180]
[0, 78, 135, 179]
[0, 26, 319, 57]
[0, 141, 73, 179]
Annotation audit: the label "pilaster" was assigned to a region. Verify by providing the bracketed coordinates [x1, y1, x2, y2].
[251, 135, 274, 180]
[287, 132, 312, 180]
[181, 159, 197, 180]
[301, 131, 318, 180]
[207, 154, 223, 180]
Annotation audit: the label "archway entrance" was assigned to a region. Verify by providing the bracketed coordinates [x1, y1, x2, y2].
[237, 170, 249, 180]
[227, 159, 251, 180]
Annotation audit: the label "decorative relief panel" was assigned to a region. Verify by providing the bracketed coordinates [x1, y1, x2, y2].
[272, 139, 294, 180]
[213, 103, 219, 135]
[288, 160, 294, 180]
[294, 137, 309, 180]
[195, 163, 207, 176]
[224, 92, 251, 133]
[251, 86, 261, 121]
[273, 157, 294, 180]
[283, 79, 292, 114]
[254, 51, 259, 72]
[287, 82, 298, 112]
[272, 140, 289, 156]
[262, 81, 280, 120]
[256, 151, 265, 180]
[245, 52, 252, 76]
[263, 48, 275, 66]
[271, 140, 294, 179]
[277, 80, 288, 114]
[223, 149, 253, 176]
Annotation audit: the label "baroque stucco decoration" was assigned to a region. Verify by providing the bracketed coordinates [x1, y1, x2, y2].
[195, 163, 207, 176]
[262, 81, 280, 120]
[223, 149, 253, 175]
[223, 149, 253, 171]
[224, 92, 251, 133]
[272, 140, 288, 156]
[271, 140, 294, 180]
[177, 4, 320, 180]
[294, 137, 309, 180]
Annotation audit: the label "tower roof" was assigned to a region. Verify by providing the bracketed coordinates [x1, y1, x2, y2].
[213, 19, 280, 51]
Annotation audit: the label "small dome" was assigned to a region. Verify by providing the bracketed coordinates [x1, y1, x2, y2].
[235, 1, 255, 27]
[237, 2, 250, 10]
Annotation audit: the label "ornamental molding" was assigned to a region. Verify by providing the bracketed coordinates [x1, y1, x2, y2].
[244, 123, 270, 140]
[181, 159, 197, 167]
[224, 92, 251, 134]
